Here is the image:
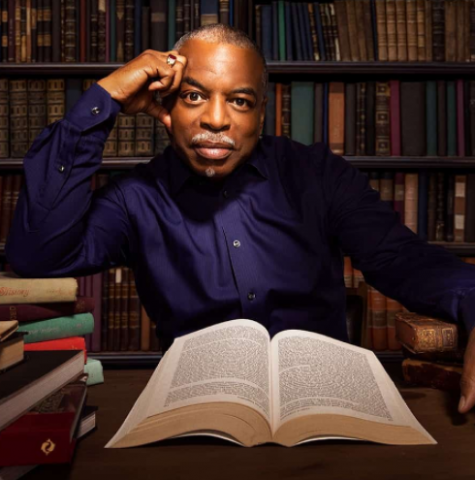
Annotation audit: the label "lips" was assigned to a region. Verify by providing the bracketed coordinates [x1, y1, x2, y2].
[194, 144, 233, 160]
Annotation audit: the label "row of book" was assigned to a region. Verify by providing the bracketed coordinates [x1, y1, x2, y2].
[0, 273, 102, 479]
[264, 79, 475, 157]
[0, 77, 170, 159]
[258, 0, 475, 63]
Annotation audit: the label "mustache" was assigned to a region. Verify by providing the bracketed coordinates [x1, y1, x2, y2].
[191, 133, 235, 148]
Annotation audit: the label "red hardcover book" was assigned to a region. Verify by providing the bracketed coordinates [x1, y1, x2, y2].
[389, 80, 401, 156]
[456, 79, 465, 157]
[24, 336, 87, 363]
[0, 296, 95, 322]
[0, 380, 87, 466]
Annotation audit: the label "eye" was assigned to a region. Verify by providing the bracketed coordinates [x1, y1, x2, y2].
[233, 98, 252, 108]
[181, 92, 204, 103]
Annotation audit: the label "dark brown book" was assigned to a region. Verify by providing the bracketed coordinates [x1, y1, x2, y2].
[128, 269, 141, 351]
[113, 267, 122, 351]
[345, 0, 360, 61]
[427, 172, 437, 241]
[365, 81, 376, 156]
[0, 78, 8, 158]
[416, 0, 425, 60]
[334, 0, 351, 61]
[183, 0, 190, 32]
[97, 0, 106, 62]
[43, 0, 51, 61]
[116, 0, 125, 62]
[374, 0, 387, 60]
[445, 173, 455, 242]
[20, 0, 26, 62]
[125, 0, 134, 61]
[375, 81, 390, 155]
[424, 0, 432, 61]
[141, 5, 150, 50]
[386, 0, 397, 61]
[100, 263, 109, 352]
[1, 0, 8, 62]
[9, 79, 28, 158]
[344, 82, 356, 155]
[308, 3, 320, 61]
[435, 172, 446, 241]
[465, 173, 475, 242]
[313, 83, 323, 143]
[26, 0, 31, 62]
[107, 268, 115, 351]
[47, 78, 65, 125]
[454, 174, 467, 242]
[432, 0, 445, 61]
[362, 0, 375, 60]
[456, 0, 465, 62]
[379, 171, 394, 208]
[8, 0, 15, 62]
[90, 0, 98, 61]
[64, 0, 76, 62]
[150, 0, 167, 53]
[118, 113, 135, 156]
[470, 0, 475, 61]
[406, 0, 417, 61]
[51, 0, 61, 62]
[120, 267, 129, 351]
[402, 358, 462, 391]
[400, 81, 426, 156]
[445, 0, 456, 61]
[0, 174, 12, 249]
[135, 113, 154, 156]
[27, 79, 46, 149]
[328, 82, 345, 155]
[354, 0, 367, 60]
[356, 82, 366, 155]
[402, 346, 465, 364]
[464, 0, 471, 61]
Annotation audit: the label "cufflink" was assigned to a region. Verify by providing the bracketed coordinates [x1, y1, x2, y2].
[91, 106, 101, 115]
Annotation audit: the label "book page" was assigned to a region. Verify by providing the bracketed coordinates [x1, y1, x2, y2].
[270, 330, 423, 433]
[147, 319, 272, 423]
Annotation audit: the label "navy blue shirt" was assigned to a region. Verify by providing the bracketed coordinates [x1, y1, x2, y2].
[6, 83, 475, 348]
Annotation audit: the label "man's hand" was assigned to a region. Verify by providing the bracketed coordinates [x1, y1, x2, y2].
[97, 49, 187, 128]
[459, 327, 475, 413]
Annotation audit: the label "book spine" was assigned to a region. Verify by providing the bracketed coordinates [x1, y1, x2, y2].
[454, 174, 467, 242]
[24, 336, 87, 362]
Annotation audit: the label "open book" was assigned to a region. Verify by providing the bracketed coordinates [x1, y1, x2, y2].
[106, 319, 436, 448]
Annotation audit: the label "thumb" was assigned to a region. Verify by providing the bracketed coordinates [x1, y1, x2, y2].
[145, 99, 171, 129]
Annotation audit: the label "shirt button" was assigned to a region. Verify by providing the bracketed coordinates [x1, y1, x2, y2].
[233, 240, 241, 248]
[247, 292, 256, 301]
[91, 106, 100, 115]
[59, 165, 65, 172]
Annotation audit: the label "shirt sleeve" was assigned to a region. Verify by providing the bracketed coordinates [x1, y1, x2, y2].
[5, 83, 131, 278]
[321, 143, 475, 334]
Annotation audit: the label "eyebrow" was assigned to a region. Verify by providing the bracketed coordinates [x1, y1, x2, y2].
[181, 76, 258, 100]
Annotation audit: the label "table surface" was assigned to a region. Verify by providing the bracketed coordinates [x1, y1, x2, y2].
[23, 364, 475, 480]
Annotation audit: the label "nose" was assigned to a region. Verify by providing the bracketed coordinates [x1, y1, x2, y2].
[200, 96, 231, 131]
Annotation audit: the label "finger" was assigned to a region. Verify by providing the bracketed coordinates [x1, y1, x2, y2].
[140, 52, 175, 90]
[145, 97, 171, 126]
[459, 328, 475, 413]
[147, 50, 187, 93]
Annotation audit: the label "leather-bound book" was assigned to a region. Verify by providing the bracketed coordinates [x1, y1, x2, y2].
[454, 174, 467, 242]
[365, 81, 376, 156]
[31, 0, 38, 62]
[394, 172, 405, 224]
[344, 82, 356, 155]
[371, 287, 387, 351]
[389, 79, 401, 155]
[435, 172, 446, 241]
[456, 79, 465, 156]
[456, 0, 465, 62]
[128, 269, 141, 351]
[363, 0, 375, 60]
[103, 116, 118, 157]
[464, 0, 471, 62]
[417, 170, 428, 241]
[26, 0, 31, 62]
[432, 0, 445, 61]
[424, 0, 432, 60]
[64, 0, 75, 61]
[107, 268, 116, 351]
[427, 172, 437, 241]
[0, 175, 12, 249]
[27, 79, 46, 148]
[1, 0, 7, 61]
[8, 0, 15, 62]
[302, 2, 315, 61]
[334, 0, 350, 60]
[437, 80, 447, 156]
[90, 0, 98, 61]
[375, 81, 390, 155]
[219, 0, 229, 25]
[0, 78, 8, 158]
[97, 0, 106, 61]
[374, 0, 387, 60]
[345, 0, 359, 60]
[201, 0, 218, 25]
[356, 82, 366, 155]
[117, 112, 135, 157]
[101, 264, 109, 352]
[150, 0, 167, 51]
[113, 267, 123, 352]
[386, 0, 397, 61]
[465, 173, 475, 242]
[125, 0, 134, 61]
[46, 78, 65, 124]
[386, 297, 402, 351]
[319, 3, 333, 60]
[416, 0, 425, 60]
[120, 267, 129, 352]
[470, 0, 475, 60]
[328, 82, 345, 155]
[400, 81, 426, 156]
[313, 82, 324, 143]
[354, 0, 367, 60]
[328, 2, 341, 60]
[141, 5, 150, 50]
[405, 0, 417, 61]
[307, 3, 319, 61]
[140, 304, 151, 351]
[426, 81, 437, 156]
[116, 0, 125, 62]
[9, 79, 28, 158]
[281, 83, 291, 139]
[135, 113, 154, 156]
[404, 173, 418, 234]
[470, 81, 475, 155]
[19, 0, 26, 62]
[154, 118, 170, 155]
[445, 0, 456, 61]
[445, 172, 455, 242]
[379, 171, 394, 209]
[402, 358, 462, 391]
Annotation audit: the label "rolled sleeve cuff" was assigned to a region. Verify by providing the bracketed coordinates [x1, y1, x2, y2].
[459, 290, 475, 334]
[64, 82, 122, 139]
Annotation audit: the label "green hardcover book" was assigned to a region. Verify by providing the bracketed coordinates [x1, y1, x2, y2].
[17, 313, 95, 344]
[110, 0, 117, 62]
[426, 81, 438, 156]
[447, 80, 457, 156]
[278, 0, 286, 61]
[168, 0, 176, 50]
[291, 82, 314, 145]
[84, 357, 104, 386]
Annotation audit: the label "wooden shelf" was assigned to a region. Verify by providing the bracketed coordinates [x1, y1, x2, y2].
[2, 156, 475, 170]
[2, 61, 475, 76]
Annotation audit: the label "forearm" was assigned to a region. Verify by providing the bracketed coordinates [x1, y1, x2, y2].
[6, 83, 123, 277]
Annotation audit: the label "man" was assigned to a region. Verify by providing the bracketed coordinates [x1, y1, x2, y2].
[5, 24, 475, 414]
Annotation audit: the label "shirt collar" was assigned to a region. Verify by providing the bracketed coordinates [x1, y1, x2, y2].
[166, 137, 269, 196]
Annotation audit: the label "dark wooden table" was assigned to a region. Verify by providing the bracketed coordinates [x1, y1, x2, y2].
[25, 364, 475, 480]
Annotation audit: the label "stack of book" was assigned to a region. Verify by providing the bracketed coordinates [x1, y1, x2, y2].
[395, 311, 466, 391]
[0, 270, 104, 386]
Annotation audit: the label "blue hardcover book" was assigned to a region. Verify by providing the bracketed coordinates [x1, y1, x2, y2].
[168, 0, 176, 50]
[301, 2, 314, 61]
[261, 5, 273, 61]
[110, 0, 116, 62]
[370, 0, 378, 60]
[135, 0, 142, 56]
[272, 2, 279, 60]
[323, 82, 329, 145]
[418, 170, 429, 241]
[264, 82, 276, 136]
[285, 2, 293, 61]
[291, 2, 302, 60]
[297, 3, 310, 60]
[313, 2, 326, 61]
[65, 78, 83, 112]
[201, 0, 219, 29]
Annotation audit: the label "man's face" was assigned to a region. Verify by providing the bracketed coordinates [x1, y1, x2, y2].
[163, 39, 267, 180]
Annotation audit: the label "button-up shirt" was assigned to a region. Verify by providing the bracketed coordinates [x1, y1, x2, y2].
[6, 83, 475, 349]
